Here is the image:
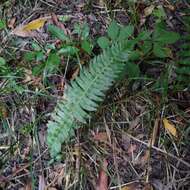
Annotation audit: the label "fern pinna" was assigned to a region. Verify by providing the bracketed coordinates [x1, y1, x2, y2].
[47, 42, 130, 158]
[176, 34, 190, 89]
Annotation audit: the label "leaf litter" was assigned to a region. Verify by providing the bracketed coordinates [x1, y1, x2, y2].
[0, 0, 190, 190]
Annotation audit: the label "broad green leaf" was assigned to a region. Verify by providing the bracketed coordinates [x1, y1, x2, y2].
[153, 43, 169, 58]
[0, 19, 6, 30]
[73, 23, 90, 39]
[47, 24, 69, 41]
[24, 51, 44, 62]
[129, 51, 141, 61]
[107, 20, 120, 40]
[153, 6, 166, 20]
[153, 22, 180, 44]
[118, 25, 134, 40]
[156, 31, 180, 44]
[137, 30, 151, 40]
[97, 37, 110, 49]
[36, 51, 45, 61]
[81, 40, 93, 54]
[154, 21, 166, 30]
[81, 23, 90, 40]
[45, 53, 61, 73]
[58, 46, 79, 55]
[125, 62, 140, 78]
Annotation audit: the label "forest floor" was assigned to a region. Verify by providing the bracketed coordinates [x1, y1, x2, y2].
[0, 0, 190, 190]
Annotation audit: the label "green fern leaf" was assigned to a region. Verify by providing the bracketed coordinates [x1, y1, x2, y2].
[176, 34, 190, 89]
[47, 42, 129, 158]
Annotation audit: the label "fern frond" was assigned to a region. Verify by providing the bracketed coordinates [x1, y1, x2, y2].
[176, 35, 190, 89]
[47, 42, 129, 158]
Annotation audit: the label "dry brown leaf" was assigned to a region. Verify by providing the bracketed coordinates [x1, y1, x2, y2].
[163, 118, 178, 138]
[96, 159, 108, 190]
[12, 27, 37, 37]
[12, 17, 48, 37]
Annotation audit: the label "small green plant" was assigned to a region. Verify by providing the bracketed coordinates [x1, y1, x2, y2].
[152, 22, 180, 58]
[24, 22, 93, 79]
[138, 22, 180, 58]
